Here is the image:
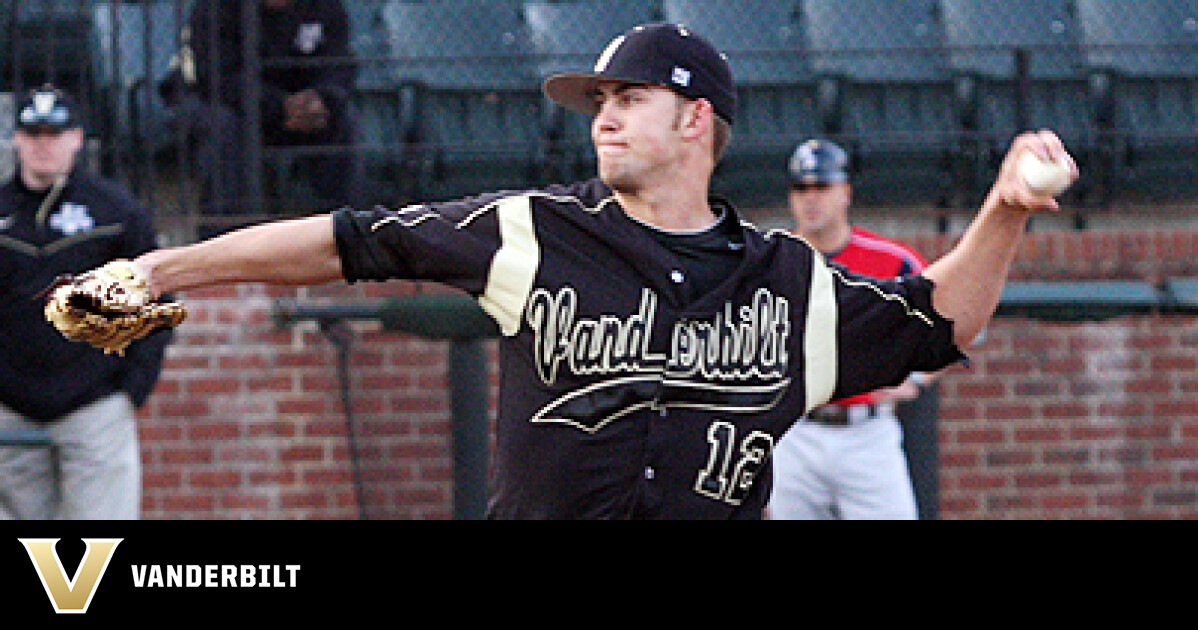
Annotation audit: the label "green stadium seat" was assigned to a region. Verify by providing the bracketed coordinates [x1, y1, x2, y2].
[1164, 277, 1198, 311]
[524, 1, 657, 184]
[12, 0, 94, 95]
[663, 0, 815, 207]
[91, 2, 184, 154]
[381, 0, 543, 200]
[804, 0, 946, 83]
[1076, 0, 1198, 201]
[347, 0, 392, 91]
[801, 0, 955, 205]
[1077, 0, 1198, 78]
[525, 1, 656, 78]
[346, 1, 410, 204]
[998, 280, 1162, 321]
[940, 0, 1096, 202]
[941, 0, 1085, 80]
[382, 0, 534, 90]
[0, 0, 13, 91]
[663, 0, 809, 86]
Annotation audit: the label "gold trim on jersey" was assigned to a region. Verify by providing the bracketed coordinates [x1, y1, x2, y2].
[479, 196, 541, 337]
[802, 252, 839, 414]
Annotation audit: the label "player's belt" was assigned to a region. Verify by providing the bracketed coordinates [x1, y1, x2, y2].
[806, 404, 880, 426]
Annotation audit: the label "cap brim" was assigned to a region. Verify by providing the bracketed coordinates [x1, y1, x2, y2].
[542, 73, 603, 117]
[16, 122, 79, 132]
[792, 172, 850, 186]
[543, 72, 658, 117]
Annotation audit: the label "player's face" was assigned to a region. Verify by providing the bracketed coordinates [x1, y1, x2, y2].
[591, 82, 689, 193]
[14, 126, 83, 184]
[789, 182, 852, 235]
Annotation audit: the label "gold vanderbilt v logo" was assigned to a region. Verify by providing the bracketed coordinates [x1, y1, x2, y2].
[20, 538, 122, 614]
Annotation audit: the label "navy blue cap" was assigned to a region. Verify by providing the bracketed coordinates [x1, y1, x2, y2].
[15, 86, 82, 131]
[543, 22, 737, 125]
[789, 139, 850, 186]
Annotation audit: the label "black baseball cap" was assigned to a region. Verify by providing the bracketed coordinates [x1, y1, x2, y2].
[543, 22, 737, 126]
[15, 85, 82, 132]
[789, 139, 850, 186]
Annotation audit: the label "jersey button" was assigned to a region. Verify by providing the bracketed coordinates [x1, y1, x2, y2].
[670, 270, 685, 284]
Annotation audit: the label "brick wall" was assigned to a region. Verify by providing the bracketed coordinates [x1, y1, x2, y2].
[139, 281, 473, 520]
[938, 317, 1198, 518]
[137, 229, 1198, 520]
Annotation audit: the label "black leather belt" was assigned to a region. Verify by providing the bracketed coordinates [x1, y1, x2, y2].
[807, 404, 879, 426]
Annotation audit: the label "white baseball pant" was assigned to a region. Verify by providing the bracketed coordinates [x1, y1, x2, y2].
[769, 404, 918, 520]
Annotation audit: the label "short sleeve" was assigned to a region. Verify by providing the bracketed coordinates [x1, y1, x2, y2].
[831, 268, 964, 400]
[332, 193, 512, 295]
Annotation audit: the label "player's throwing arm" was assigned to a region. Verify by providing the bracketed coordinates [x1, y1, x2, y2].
[923, 130, 1077, 348]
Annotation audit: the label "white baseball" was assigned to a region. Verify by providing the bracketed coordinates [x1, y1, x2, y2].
[1018, 151, 1074, 197]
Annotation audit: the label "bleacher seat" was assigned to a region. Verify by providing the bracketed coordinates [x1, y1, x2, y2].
[1077, 0, 1198, 78]
[347, 0, 392, 92]
[1164, 277, 1198, 311]
[940, 0, 1095, 203]
[381, 0, 542, 200]
[663, 0, 815, 207]
[346, 1, 411, 204]
[801, 0, 955, 205]
[0, 0, 13, 91]
[1076, 0, 1198, 201]
[91, 2, 184, 158]
[12, 0, 93, 95]
[0, 93, 12, 182]
[524, 1, 657, 183]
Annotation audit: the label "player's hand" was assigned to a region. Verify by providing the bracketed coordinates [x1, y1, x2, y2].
[989, 130, 1078, 214]
[285, 90, 330, 132]
[41, 259, 187, 356]
[871, 379, 921, 404]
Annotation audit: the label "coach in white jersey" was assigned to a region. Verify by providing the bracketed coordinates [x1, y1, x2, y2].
[123, 23, 1075, 519]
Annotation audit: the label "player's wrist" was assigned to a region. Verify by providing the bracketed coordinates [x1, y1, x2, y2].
[134, 250, 171, 299]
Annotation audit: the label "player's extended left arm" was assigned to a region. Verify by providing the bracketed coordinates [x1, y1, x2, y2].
[922, 130, 1078, 349]
[136, 215, 344, 299]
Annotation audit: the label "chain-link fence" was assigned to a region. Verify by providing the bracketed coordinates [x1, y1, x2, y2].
[5, 0, 1198, 237]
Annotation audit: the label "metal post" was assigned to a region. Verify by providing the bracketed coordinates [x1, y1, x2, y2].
[1014, 48, 1031, 132]
[448, 340, 490, 520]
[897, 385, 940, 520]
[320, 319, 367, 520]
[240, 0, 264, 215]
[274, 296, 498, 520]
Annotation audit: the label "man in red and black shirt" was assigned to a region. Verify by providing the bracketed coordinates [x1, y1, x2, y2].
[770, 139, 936, 520]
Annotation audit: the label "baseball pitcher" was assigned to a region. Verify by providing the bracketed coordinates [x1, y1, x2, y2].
[45, 23, 1076, 519]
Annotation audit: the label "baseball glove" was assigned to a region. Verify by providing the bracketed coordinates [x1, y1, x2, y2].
[42, 260, 187, 356]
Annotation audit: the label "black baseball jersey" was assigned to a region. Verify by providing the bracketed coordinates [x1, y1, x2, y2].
[333, 178, 963, 519]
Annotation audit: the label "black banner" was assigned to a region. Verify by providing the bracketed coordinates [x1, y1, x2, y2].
[1, 521, 479, 622]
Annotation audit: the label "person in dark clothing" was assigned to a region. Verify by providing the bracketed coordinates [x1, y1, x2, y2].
[161, 0, 358, 227]
[0, 86, 172, 520]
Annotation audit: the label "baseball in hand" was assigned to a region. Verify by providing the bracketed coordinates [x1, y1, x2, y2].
[1018, 151, 1074, 197]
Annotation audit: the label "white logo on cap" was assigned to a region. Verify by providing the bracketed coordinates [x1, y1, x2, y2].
[295, 23, 323, 54]
[594, 35, 626, 73]
[33, 92, 57, 116]
[797, 141, 820, 171]
[672, 67, 692, 87]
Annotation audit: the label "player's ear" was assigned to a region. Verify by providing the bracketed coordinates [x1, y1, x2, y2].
[679, 97, 713, 142]
[64, 127, 86, 154]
